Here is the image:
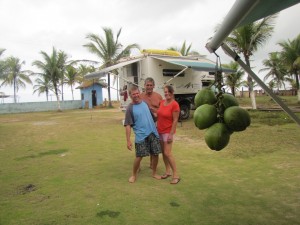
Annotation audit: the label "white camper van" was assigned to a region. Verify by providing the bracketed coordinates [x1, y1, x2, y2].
[86, 50, 233, 120]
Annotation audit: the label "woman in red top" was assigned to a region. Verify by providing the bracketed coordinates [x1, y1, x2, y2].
[157, 85, 180, 184]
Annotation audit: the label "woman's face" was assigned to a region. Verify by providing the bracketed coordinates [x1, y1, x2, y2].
[164, 87, 173, 100]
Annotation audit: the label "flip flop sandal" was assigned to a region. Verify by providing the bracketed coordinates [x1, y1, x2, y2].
[170, 178, 181, 184]
[161, 174, 172, 179]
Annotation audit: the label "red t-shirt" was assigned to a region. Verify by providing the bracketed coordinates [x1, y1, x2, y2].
[157, 100, 180, 134]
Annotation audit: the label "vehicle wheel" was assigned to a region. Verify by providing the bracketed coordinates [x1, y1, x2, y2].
[179, 104, 190, 120]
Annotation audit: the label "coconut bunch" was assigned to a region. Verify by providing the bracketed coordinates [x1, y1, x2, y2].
[193, 88, 251, 151]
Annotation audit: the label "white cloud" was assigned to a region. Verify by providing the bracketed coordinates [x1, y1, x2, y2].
[1, 0, 300, 102]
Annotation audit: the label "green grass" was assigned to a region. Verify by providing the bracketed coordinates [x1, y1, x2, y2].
[0, 98, 300, 225]
[237, 95, 300, 108]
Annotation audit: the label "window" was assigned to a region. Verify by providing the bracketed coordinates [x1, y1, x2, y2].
[126, 63, 139, 84]
[162, 69, 185, 77]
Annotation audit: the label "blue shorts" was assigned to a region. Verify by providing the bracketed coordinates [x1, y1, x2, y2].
[135, 133, 161, 157]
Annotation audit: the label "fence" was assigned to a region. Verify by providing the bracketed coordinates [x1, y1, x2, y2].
[0, 100, 82, 114]
[237, 89, 297, 97]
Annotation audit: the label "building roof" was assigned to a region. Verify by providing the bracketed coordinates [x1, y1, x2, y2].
[76, 80, 107, 89]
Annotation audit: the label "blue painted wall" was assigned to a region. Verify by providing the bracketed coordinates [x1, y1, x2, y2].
[80, 84, 104, 108]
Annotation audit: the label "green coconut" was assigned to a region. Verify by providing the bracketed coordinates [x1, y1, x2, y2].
[221, 93, 239, 109]
[224, 106, 251, 132]
[193, 104, 217, 130]
[194, 88, 217, 108]
[204, 123, 231, 151]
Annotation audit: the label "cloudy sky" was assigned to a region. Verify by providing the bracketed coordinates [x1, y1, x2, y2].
[1, 0, 300, 103]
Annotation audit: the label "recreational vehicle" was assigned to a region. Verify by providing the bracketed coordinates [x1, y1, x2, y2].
[85, 50, 234, 120]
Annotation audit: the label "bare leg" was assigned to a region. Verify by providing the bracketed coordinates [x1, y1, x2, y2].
[149, 155, 153, 169]
[129, 157, 143, 183]
[163, 142, 179, 179]
[161, 141, 171, 175]
[151, 155, 161, 180]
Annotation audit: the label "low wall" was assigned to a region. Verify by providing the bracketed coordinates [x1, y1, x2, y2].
[0, 100, 82, 114]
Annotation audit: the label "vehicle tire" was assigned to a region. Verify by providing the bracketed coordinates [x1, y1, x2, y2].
[179, 103, 190, 120]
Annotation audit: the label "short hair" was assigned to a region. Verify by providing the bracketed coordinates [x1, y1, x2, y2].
[144, 77, 155, 85]
[164, 85, 174, 94]
[129, 85, 139, 95]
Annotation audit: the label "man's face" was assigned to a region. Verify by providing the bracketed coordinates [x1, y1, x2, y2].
[144, 81, 154, 94]
[130, 89, 140, 103]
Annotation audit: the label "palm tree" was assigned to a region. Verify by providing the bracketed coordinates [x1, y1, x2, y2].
[260, 52, 288, 91]
[57, 50, 70, 101]
[222, 61, 245, 96]
[84, 27, 139, 107]
[32, 47, 65, 111]
[225, 14, 278, 109]
[278, 34, 300, 102]
[0, 49, 6, 78]
[168, 41, 192, 56]
[64, 65, 78, 100]
[33, 75, 53, 101]
[286, 77, 298, 95]
[268, 80, 276, 93]
[168, 41, 201, 56]
[76, 64, 96, 84]
[0, 48, 5, 57]
[0, 56, 32, 103]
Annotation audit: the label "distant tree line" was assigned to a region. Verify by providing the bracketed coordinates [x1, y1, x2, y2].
[1, 21, 299, 111]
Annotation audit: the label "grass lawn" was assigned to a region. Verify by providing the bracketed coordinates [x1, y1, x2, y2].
[0, 96, 299, 225]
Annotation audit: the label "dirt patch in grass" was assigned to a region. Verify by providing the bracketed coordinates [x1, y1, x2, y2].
[176, 134, 207, 148]
[96, 210, 121, 218]
[0, 118, 23, 123]
[17, 184, 37, 195]
[15, 149, 68, 161]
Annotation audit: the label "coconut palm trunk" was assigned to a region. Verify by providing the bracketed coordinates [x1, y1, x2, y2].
[245, 57, 257, 109]
[295, 71, 300, 103]
[107, 72, 112, 107]
[13, 77, 17, 103]
[71, 84, 74, 100]
[293, 68, 300, 103]
[54, 85, 61, 111]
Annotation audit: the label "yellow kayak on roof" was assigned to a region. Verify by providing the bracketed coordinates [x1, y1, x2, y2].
[141, 49, 182, 56]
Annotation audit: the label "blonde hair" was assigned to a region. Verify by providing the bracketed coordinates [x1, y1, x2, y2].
[129, 85, 139, 95]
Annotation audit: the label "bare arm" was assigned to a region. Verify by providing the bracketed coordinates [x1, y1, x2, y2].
[125, 125, 133, 150]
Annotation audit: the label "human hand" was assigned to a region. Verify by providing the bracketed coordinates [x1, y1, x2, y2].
[167, 134, 173, 143]
[127, 141, 132, 151]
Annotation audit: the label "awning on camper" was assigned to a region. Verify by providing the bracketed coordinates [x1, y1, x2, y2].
[206, 0, 300, 53]
[85, 57, 144, 80]
[169, 60, 235, 73]
[152, 57, 235, 73]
